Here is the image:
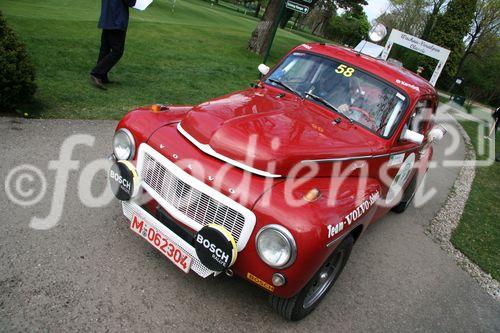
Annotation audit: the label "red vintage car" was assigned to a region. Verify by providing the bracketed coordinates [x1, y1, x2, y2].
[109, 42, 446, 320]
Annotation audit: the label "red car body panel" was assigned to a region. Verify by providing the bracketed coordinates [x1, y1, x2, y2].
[113, 43, 438, 298]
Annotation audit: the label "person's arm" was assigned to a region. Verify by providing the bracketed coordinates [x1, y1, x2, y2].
[123, 0, 137, 7]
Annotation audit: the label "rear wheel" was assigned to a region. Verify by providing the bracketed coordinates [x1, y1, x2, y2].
[269, 234, 354, 321]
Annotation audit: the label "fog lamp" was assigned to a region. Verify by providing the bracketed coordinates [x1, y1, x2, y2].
[272, 273, 286, 287]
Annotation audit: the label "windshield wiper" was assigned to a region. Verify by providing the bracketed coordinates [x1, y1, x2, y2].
[268, 78, 303, 98]
[305, 92, 353, 123]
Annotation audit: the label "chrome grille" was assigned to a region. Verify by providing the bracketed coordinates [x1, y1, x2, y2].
[139, 151, 247, 243]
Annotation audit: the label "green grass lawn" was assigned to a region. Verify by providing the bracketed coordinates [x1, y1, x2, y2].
[451, 121, 500, 280]
[1, 0, 325, 119]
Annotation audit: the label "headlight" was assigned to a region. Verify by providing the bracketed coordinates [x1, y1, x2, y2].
[113, 128, 135, 160]
[256, 225, 297, 268]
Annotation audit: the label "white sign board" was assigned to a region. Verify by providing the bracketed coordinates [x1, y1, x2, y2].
[134, 0, 153, 10]
[380, 29, 450, 86]
[354, 40, 385, 58]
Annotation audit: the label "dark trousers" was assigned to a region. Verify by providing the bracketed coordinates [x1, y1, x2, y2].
[91, 29, 127, 80]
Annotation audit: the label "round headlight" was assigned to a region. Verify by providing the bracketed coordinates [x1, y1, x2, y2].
[256, 225, 297, 268]
[113, 128, 135, 160]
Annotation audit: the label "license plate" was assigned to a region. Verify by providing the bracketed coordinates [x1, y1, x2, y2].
[130, 214, 192, 273]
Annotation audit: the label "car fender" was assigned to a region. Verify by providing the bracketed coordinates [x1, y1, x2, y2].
[115, 106, 193, 152]
[233, 176, 381, 298]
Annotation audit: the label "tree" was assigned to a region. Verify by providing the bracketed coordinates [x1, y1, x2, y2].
[456, 0, 500, 75]
[248, 0, 284, 55]
[325, 5, 370, 46]
[461, 38, 499, 106]
[279, 0, 367, 32]
[427, 0, 477, 87]
[421, 0, 448, 40]
[376, 0, 432, 37]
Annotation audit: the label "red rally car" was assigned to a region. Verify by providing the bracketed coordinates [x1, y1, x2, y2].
[108, 42, 446, 320]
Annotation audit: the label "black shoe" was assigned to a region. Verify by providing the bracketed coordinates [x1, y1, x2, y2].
[102, 77, 118, 84]
[90, 74, 107, 90]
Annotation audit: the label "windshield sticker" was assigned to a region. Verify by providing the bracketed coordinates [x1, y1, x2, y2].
[335, 64, 355, 77]
[396, 92, 406, 101]
[396, 79, 420, 92]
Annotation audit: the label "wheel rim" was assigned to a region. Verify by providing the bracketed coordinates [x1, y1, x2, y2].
[303, 249, 345, 309]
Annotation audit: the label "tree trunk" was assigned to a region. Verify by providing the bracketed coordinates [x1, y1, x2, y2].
[292, 13, 300, 30]
[312, 20, 322, 34]
[454, 27, 480, 83]
[280, 9, 295, 28]
[248, 0, 283, 55]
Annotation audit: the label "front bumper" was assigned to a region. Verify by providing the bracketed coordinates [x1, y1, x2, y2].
[121, 200, 217, 278]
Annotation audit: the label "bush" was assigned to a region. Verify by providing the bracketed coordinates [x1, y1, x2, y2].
[0, 10, 36, 113]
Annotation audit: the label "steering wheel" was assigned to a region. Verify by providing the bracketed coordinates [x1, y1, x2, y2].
[348, 106, 375, 128]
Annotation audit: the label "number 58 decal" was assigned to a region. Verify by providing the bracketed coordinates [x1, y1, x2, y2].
[335, 64, 355, 77]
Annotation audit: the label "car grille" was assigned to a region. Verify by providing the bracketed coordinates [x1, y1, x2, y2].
[137, 144, 253, 248]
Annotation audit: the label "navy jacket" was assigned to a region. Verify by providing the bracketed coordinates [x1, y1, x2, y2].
[98, 0, 137, 31]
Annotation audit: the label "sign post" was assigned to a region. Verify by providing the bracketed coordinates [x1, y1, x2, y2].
[285, 1, 310, 14]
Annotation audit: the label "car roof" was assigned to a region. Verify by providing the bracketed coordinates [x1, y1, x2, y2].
[295, 43, 437, 99]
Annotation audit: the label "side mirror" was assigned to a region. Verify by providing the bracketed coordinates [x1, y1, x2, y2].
[428, 125, 447, 144]
[258, 64, 270, 76]
[401, 129, 424, 145]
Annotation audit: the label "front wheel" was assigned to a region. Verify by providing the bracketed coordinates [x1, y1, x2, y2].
[269, 234, 354, 321]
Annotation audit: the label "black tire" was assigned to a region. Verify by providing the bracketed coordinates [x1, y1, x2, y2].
[391, 174, 417, 214]
[269, 234, 354, 321]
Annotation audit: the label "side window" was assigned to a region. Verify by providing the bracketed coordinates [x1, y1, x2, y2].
[408, 99, 433, 134]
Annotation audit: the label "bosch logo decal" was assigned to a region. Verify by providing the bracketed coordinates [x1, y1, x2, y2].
[109, 169, 131, 192]
[194, 224, 237, 272]
[109, 161, 139, 201]
[196, 234, 230, 266]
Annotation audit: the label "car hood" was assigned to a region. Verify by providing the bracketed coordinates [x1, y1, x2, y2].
[179, 88, 378, 176]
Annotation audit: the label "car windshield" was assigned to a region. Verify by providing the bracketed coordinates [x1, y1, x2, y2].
[265, 52, 407, 138]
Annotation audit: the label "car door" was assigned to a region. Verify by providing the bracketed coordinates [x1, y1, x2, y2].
[384, 97, 435, 206]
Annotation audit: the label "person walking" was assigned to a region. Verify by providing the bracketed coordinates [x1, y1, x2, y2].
[90, 0, 137, 90]
[490, 107, 500, 162]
